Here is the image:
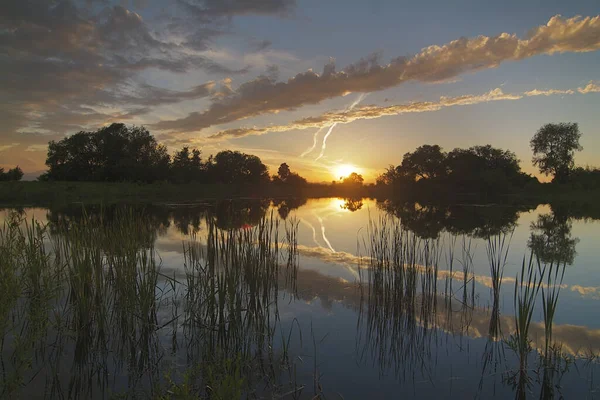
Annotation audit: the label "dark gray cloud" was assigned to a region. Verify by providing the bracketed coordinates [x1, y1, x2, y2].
[153, 15, 600, 133]
[176, 0, 295, 18]
[0, 0, 292, 159]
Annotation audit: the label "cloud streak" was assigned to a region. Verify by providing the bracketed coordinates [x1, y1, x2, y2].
[209, 82, 598, 140]
[154, 15, 600, 133]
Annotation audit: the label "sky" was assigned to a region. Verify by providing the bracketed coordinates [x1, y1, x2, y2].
[1, 0, 599, 182]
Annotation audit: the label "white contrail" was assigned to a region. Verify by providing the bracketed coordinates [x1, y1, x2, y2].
[315, 123, 337, 161]
[300, 126, 326, 157]
[315, 93, 367, 161]
[316, 215, 335, 253]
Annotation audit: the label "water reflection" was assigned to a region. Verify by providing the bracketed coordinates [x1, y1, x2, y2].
[528, 208, 579, 265]
[340, 197, 364, 212]
[377, 199, 530, 239]
[1, 199, 600, 398]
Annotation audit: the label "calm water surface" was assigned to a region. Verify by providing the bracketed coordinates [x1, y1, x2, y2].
[2, 198, 600, 399]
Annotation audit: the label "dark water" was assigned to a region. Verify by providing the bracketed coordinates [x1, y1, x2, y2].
[2, 198, 600, 399]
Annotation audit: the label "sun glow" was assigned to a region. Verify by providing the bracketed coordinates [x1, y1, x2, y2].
[334, 164, 359, 180]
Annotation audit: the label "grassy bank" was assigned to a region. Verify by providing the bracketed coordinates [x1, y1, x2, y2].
[1, 181, 599, 209]
[0, 181, 372, 206]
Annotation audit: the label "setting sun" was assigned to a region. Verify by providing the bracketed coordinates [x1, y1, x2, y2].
[334, 164, 359, 180]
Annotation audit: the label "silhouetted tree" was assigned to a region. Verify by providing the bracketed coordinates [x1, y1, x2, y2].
[400, 145, 447, 180]
[531, 122, 582, 183]
[0, 166, 24, 181]
[171, 146, 204, 183]
[376, 165, 403, 186]
[278, 163, 291, 182]
[272, 163, 307, 187]
[343, 172, 364, 186]
[206, 150, 269, 185]
[45, 123, 170, 182]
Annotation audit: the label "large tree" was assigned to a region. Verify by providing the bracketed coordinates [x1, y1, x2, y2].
[530, 122, 582, 183]
[44, 124, 170, 182]
[343, 172, 364, 185]
[400, 145, 447, 181]
[209, 150, 269, 185]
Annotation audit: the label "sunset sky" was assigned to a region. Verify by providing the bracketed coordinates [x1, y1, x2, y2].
[1, 0, 599, 182]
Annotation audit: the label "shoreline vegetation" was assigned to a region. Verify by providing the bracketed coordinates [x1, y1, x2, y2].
[1, 180, 600, 210]
[1, 122, 599, 207]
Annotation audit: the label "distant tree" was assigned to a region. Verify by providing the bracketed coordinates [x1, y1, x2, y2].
[400, 145, 447, 181]
[278, 163, 291, 182]
[0, 166, 24, 181]
[343, 172, 364, 185]
[272, 163, 307, 187]
[531, 123, 582, 183]
[171, 146, 203, 183]
[7, 166, 24, 181]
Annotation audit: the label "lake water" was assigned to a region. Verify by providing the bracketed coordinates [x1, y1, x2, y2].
[1, 198, 599, 399]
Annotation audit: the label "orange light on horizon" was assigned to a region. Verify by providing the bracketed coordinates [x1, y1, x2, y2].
[333, 163, 360, 180]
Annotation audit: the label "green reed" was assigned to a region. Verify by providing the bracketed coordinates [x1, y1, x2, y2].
[0, 205, 300, 399]
[486, 230, 513, 339]
[504, 253, 543, 400]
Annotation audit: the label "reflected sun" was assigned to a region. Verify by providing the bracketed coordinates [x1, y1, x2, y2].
[334, 164, 358, 180]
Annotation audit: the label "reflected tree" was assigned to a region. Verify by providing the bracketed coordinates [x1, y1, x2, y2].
[341, 197, 363, 212]
[46, 204, 170, 248]
[272, 198, 307, 220]
[213, 200, 270, 229]
[378, 200, 446, 238]
[528, 210, 579, 265]
[378, 200, 529, 240]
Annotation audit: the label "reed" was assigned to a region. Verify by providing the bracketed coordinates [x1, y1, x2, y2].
[0, 205, 300, 398]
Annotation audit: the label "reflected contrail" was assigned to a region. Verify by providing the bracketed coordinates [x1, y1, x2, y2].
[300, 126, 326, 157]
[300, 218, 323, 248]
[316, 215, 335, 253]
[315, 93, 367, 161]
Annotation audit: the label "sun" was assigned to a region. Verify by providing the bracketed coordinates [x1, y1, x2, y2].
[334, 164, 358, 180]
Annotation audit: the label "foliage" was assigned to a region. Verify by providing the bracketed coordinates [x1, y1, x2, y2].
[207, 150, 270, 185]
[278, 163, 291, 181]
[171, 146, 203, 183]
[377, 143, 534, 197]
[400, 144, 447, 180]
[0, 166, 24, 181]
[342, 172, 364, 185]
[378, 199, 528, 239]
[341, 197, 363, 212]
[44, 123, 171, 182]
[531, 122, 582, 183]
[566, 166, 600, 190]
[273, 163, 307, 187]
[41, 124, 272, 185]
[528, 210, 579, 265]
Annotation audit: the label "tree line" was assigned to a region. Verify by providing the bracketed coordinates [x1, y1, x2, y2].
[0, 166, 23, 181]
[40, 123, 309, 186]
[5, 121, 597, 195]
[376, 122, 600, 197]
